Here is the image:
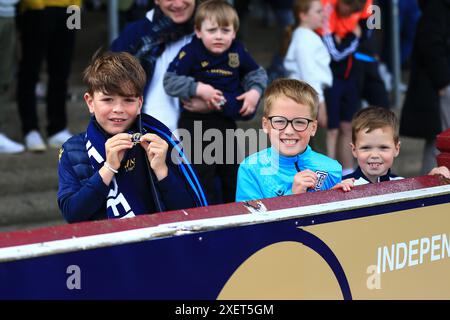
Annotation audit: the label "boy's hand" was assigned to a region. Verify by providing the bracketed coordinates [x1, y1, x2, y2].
[237, 89, 260, 117]
[332, 178, 355, 192]
[105, 133, 134, 170]
[428, 166, 450, 179]
[196, 82, 224, 111]
[292, 170, 318, 194]
[140, 133, 169, 181]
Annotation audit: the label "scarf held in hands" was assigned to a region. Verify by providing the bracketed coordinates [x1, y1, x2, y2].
[85, 113, 207, 219]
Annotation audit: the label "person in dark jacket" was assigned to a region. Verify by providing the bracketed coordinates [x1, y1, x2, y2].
[57, 51, 207, 223]
[400, 0, 450, 174]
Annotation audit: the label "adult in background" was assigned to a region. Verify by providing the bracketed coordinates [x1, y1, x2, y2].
[112, 0, 204, 133]
[0, 0, 25, 154]
[400, 0, 450, 174]
[17, 0, 79, 152]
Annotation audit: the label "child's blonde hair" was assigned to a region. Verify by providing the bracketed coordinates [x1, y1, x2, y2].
[83, 50, 146, 97]
[263, 79, 319, 119]
[194, 0, 239, 31]
[352, 107, 399, 144]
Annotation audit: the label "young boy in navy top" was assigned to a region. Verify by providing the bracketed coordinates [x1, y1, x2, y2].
[343, 107, 450, 185]
[164, 0, 267, 120]
[164, 0, 267, 204]
[236, 79, 352, 202]
[57, 52, 206, 223]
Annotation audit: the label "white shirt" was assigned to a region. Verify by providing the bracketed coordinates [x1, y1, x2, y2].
[143, 10, 193, 132]
[284, 27, 332, 103]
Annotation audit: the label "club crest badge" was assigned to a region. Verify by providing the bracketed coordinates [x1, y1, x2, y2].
[228, 53, 240, 68]
[314, 171, 328, 191]
[124, 158, 136, 173]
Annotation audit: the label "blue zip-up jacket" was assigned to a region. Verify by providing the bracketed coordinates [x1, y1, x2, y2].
[236, 146, 342, 202]
[57, 133, 197, 223]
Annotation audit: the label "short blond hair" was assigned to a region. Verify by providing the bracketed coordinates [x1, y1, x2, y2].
[195, 0, 239, 31]
[263, 79, 319, 119]
[352, 107, 399, 144]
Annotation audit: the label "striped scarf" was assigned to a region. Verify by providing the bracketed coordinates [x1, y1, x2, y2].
[85, 113, 208, 219]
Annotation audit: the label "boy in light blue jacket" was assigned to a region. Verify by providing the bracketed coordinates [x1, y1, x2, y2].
[236, 79, 350, 202]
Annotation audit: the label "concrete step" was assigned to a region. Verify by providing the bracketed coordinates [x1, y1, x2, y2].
[0, 149, 59, 199]
[0, 190, 63, 227]
[0, 167, 58, 196]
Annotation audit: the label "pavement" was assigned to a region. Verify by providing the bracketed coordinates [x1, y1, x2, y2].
[0, 10, 425, 232]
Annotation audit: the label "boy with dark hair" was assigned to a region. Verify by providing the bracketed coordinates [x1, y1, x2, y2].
[57, 51, 207, 223]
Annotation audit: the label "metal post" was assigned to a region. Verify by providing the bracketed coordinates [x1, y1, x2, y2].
[391, 0, 401, 108]
[108, 0, 119, 45]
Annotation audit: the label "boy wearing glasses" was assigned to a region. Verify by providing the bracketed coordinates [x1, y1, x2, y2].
[236, 79, 344, 202]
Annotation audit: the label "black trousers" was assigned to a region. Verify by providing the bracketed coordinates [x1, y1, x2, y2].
[354, 60, 390, 109]
[178, 112, 239, 205]
[17, 7, 76, 136]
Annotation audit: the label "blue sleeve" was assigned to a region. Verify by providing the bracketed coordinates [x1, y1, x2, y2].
[110, 18, 152, 53]
[157, 166, 197, 210]
[57, 150, 109, 223]
[235, 163, 264, 202]
[322, 165, 342, 191]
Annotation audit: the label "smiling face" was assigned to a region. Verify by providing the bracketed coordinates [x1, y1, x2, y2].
[195, 18, 236, 55]
[84, 91, 142, 135]
[351, 126, 401, 183]
[262, 96, 317, 157]
[155, 0, 195, 24]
